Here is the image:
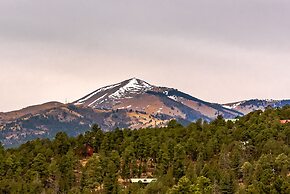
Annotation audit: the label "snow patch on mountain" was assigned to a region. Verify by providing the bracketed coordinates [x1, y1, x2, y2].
[109, 78, 153, 99]
[76, 83, 121, 104]
[88, 94, 107, 107]
[223, 101, 246, 109]
[75, 78, 154, 106]
[168, 95, 178, 101]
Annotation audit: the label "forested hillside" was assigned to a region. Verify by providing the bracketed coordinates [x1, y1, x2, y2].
[1, 106, 290, 193]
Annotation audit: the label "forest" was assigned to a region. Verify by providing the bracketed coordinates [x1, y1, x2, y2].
[0, 106, 290, 194]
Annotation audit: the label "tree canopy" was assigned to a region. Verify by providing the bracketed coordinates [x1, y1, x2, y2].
[1, 106, 290, 193]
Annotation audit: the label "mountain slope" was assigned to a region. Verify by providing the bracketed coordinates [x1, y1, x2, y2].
[0, 103, 168, 147]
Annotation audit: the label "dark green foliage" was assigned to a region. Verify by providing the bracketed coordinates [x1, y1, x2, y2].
[1, 107, 290, 193]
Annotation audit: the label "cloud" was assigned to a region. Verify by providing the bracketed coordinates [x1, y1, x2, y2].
[0, 0, 290, 111]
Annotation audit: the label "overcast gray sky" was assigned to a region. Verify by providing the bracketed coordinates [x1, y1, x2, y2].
[1, 0, 290, 112]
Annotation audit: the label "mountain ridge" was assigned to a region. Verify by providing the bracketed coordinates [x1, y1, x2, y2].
[223, 99, 290, 115]
[1, 78, 290, 147]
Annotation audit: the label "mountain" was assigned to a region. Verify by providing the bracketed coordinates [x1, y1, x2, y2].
[223, 99, 290, 115]
[1, 78, 289, 147]
[74, 78, 242, 121]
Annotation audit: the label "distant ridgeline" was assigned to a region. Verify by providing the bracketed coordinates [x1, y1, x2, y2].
[0, 106, 290, 193]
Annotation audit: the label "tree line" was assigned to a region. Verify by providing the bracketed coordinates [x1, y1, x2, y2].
[0, 106, 290, 193]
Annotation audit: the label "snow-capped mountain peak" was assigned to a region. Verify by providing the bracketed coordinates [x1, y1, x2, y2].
[108, 78, 153, 99]
[118, 78, 152, 92]
[74, 78, 155, 108]
[74, 78, 243, 120]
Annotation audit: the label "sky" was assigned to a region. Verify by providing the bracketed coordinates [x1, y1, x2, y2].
[1, 0, 290, 112]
